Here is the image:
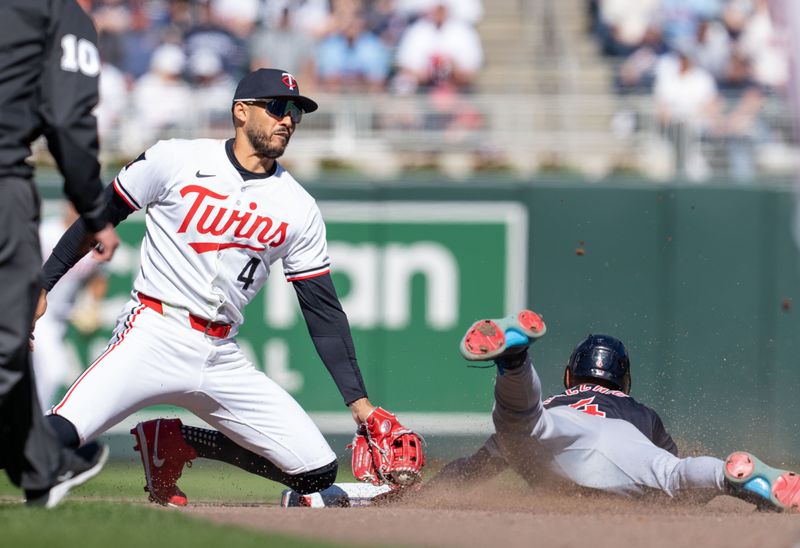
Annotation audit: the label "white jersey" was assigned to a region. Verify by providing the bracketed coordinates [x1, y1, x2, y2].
[112, 138, 330, 326]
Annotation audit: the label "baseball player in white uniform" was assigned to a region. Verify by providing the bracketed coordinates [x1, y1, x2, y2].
[426, 310, 800, 512]
[35, 68, 411, 506]
[34, 206, 107, 411]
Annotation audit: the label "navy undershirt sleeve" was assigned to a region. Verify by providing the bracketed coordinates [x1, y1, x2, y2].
[652, 412, 679, 456]
[40, 183, 134, 291]
[293, 273, 368, 405]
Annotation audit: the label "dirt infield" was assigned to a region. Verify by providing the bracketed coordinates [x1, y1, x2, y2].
[188, 482, 800, 548]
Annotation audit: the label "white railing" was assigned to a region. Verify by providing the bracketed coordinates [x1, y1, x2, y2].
[84, 93, 799, 182]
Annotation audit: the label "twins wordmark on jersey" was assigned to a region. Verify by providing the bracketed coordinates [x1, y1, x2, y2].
[111, 138, 330, 326]
[177, 184, 288, 253]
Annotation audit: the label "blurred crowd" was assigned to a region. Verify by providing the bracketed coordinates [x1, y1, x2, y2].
[80, 0, 485, 152]
[589, 0, 789, 181]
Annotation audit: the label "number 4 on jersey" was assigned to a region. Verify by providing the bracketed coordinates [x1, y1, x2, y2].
[569, 397, 606, 417]
[237, 257, 260, 290]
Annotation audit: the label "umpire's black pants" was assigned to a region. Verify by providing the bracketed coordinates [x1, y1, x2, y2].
[0, 177, 63, 491]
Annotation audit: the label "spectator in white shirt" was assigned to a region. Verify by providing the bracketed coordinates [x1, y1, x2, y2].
[130, 44, 193, 146]
[738, 0, 788, 90]
[654, 49, 720, 128]
[395, 0, 483, 25]
[188, 49, 237, 131]
[599, 0, 660, 55]
[95, 62, 129, 145]
[394, 1, 483, 93]
[653, 49, 721, 181]
[692, 18, 731, 81]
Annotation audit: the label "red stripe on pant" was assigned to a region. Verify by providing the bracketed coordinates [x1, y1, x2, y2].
[53, 305, 145, 414]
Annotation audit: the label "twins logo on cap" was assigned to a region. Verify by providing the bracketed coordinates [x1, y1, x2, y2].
[282, 73, 297, 90]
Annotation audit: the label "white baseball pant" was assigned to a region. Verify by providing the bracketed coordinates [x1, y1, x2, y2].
[52, 294, 335, 474]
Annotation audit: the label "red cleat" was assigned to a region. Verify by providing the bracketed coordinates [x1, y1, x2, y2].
[131, 419, 197, 507]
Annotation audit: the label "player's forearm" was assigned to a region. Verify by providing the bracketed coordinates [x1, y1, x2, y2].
[308, 334, 368, 404]
[293, 274, 369, 405]
[40, 217, 97, 291]
[40, 183, 133, 291]
[662, 435, 679, 457]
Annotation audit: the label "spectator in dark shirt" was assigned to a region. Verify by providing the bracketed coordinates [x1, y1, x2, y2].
[184, 0, 250, 80]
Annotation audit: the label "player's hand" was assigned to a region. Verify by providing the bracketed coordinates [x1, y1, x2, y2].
[30, 289, 48, 351]
[349, 406, 426, 488]
[32, 288, 48, 330]
[348, 397, 375, 424]
[91, 224, 120, 262]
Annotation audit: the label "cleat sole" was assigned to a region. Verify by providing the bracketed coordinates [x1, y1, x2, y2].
[462, 320, 505, 358]
[459, 309, 546, 361]
[774, 472, 800, 511]
[725, 452, 755, 480]
[724, 451, 800, 512]
[517, 310, 546, 336]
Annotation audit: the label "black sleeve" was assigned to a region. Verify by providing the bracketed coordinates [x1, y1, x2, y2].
[39, 0, 106, 233]
[651, 411, 679, 456]
[293, 273, 368, 405]
[40, 184, 135, 291]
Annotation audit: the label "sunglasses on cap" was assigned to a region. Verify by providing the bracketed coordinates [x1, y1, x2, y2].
[240, 98, 304, 124]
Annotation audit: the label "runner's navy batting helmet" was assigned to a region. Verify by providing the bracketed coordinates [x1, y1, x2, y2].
[564, 334, 631, 394]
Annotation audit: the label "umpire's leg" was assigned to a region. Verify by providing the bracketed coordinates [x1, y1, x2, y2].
[0, 178, 62, 491]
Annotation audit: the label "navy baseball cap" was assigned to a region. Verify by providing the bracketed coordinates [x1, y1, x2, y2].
[233, 68, 318, 113]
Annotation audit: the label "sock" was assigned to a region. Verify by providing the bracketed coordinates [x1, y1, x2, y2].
[179, 424, 221, 459]
[179, 424, 316, 487]
[46, 414, 80, 448]
[495, 348, 529, 371]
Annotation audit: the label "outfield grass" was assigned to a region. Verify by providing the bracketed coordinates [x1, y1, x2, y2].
[0, 502, 343, 548]
[0, 462, 344, 548]
[0, 461, 291, 503]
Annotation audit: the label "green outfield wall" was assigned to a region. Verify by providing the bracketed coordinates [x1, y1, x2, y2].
[40, 177, 800, 461]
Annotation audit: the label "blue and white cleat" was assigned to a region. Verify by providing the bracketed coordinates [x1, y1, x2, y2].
[724, 451, 800, 512]
[459, 310, 546, 362]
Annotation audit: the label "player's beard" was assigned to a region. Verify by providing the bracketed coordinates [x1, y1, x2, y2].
[247, 125, 290, 159]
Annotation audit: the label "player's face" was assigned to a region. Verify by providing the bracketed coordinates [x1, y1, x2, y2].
[244, 100, 298, 159]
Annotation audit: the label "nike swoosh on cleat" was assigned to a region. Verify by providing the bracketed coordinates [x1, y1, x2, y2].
[153, 421, 166, 468]
[195, 170, 214, 178]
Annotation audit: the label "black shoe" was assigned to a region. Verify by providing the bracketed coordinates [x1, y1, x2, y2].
[25, 441, 109, 508]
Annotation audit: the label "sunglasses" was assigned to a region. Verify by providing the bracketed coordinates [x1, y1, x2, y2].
[242, 98, 304, 124]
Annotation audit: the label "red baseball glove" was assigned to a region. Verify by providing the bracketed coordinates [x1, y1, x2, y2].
[349, 407, 425, 488]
